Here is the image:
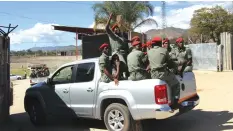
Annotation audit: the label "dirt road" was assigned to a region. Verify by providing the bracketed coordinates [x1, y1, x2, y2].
[2, 71, 233, 131]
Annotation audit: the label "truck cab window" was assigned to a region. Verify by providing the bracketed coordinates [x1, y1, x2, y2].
[76, 63, 95, 82]
[52, 65, 74, 84]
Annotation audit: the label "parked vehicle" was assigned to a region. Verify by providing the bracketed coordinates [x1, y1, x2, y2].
[24, 58, 200, 130]
[28, 64, 50, 86]
[10, 74, 22, 81]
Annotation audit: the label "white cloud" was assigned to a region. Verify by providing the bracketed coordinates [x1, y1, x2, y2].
[135, 1, 231, 32]
[166, 1, 179, 5]
[154, 6, 162, 13]
[9, 23, 63, 44]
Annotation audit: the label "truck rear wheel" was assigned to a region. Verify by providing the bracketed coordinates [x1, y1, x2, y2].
[104, 103, 143, 131]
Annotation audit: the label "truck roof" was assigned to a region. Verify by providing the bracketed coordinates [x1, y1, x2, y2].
[62, 57, 99, 67]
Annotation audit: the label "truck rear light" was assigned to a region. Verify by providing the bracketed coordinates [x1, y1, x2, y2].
[154, 85, 168, 104]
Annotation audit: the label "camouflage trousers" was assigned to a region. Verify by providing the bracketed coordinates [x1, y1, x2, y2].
[128, 71, 150, 81]
[150, 69, 180, 103]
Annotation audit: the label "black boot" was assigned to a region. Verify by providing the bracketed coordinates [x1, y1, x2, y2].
[171, 98, 179, 109]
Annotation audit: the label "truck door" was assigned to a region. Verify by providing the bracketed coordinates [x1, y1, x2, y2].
[48, 65, 74, 113]
[69, 62, 96, 117]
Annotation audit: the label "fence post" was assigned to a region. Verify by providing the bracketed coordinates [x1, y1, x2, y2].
[0, 24, 18, 124]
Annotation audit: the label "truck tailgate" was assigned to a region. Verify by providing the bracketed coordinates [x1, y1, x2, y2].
[176, 72, 197, 103]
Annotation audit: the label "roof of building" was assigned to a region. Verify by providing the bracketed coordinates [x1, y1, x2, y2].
[52, 25, 106, 40]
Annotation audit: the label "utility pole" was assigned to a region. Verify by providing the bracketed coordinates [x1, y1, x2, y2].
[161, 1, 167, 38]
[74, 33, 79, 60]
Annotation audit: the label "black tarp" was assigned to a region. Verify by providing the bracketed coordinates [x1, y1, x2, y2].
[82, 32, 146, 59]
[82, 34, 110, 59]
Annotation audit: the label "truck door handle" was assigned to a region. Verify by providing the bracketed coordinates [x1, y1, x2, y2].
[87, 88, 93, 92]
[63, 89, 69, 93]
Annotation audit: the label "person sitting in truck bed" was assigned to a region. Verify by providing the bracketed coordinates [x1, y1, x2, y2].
[147, 36, 180, 108]
[99, 43, 119, 85]
[105, 13, 129, 79]
[127, 40, 150, 81]
[30, 69, 37, 78]
[111, 54, 125, 80]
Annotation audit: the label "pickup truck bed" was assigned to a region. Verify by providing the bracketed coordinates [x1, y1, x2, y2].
[30, 77, 48, 86]
[24, 58, 199, 131]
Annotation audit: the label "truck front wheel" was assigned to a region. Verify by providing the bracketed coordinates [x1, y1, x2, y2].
[27, 99, 46, 126]
[104, 103, 142, 131]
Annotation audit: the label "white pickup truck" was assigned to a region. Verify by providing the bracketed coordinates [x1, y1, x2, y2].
[24, 58, 200, 131]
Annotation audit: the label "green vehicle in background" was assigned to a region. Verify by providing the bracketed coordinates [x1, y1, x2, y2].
[28, 64, 50, 86]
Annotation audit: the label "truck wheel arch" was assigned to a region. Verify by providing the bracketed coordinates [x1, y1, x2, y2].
[100, 98, 131, 120]
[24, 92, 46, 113]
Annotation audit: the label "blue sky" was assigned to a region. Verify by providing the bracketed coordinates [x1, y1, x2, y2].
[0, 1, 231, 51]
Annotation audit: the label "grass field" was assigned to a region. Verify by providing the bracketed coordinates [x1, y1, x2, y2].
[10, 56, 82, 76]
[10, 68, 29, 76]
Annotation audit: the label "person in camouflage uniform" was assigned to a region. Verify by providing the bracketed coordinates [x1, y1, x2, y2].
[162, 38, 172, 52]
[99, 43, 119, 85]
[146, 41, 152, 51]
[162, 38, 178, 74]
[105, 13, 129, 79]
[30, 69, 37, 78]
[42, 65, 50, 77]
[141, 43, 147, 54]
[147, 36, 180, 107]
[128, 36, 141, 53]
[175, 37, 193, 73]
[127, 40, 149, 81]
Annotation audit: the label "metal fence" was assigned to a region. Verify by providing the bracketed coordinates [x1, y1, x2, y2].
[220, 32, 233, 70]
[188, 43, 218, 71]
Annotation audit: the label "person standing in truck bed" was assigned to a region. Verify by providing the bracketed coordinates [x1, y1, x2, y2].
[147, 36, 180, 108]
[105, 13, 129, 79]
[99, 43, 119, 85]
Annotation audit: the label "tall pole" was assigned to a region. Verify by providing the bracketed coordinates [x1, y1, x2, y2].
[75, 33, 78, 60]
[161, 1, 167, 38]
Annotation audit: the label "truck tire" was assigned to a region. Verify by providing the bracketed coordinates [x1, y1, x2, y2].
[104, 103, 143, 131]
[27, 99, 46, 126]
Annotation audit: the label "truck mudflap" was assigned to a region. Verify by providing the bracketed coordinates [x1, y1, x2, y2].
[155, 94, 200, 120]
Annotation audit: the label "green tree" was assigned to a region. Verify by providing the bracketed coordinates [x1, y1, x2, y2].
[228, 13, 233, 34]
[26, 49, 33, 55]
[36, 50, 43, 56]
[92, 1, 157, 32]
[190, 6, 231, 44]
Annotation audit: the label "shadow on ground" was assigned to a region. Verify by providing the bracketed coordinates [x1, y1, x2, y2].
[142, 109, 233, 131]
[1, 109, 233, 131]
